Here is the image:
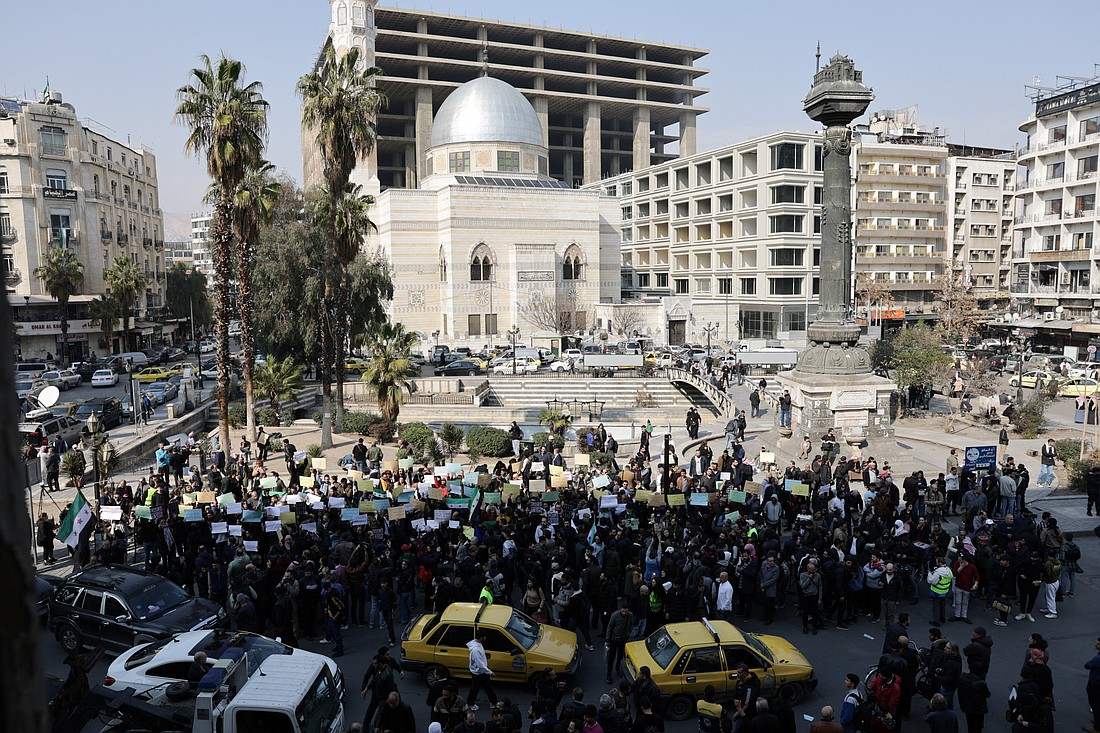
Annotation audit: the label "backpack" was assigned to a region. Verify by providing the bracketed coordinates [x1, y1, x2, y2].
[847, 688, 872, 732]
[1064, 542, 1081, 563]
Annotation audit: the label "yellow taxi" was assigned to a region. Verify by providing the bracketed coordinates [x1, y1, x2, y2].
[622, 619, 816, 721]
[1058, 376, 1100, 397]
[343, 357, 371, 375]
[399, 602, 580, 686]
[1009, 369, 1062, 389]
[134, 366, 173, 383]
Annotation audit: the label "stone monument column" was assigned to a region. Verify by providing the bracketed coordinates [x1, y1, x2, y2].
[780, 53, 896, 449]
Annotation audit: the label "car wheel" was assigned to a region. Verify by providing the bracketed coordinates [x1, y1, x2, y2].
[57, 624, 83, 653]
[422, 664, 448, 687]
[468, 370, 477, 376]
[1009, 380, 1018, 387]
[777, 682, 806, 706]
[664, 695, 695, 721]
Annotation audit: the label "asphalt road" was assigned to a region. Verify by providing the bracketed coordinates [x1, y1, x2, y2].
[38, 530, 1100, 732]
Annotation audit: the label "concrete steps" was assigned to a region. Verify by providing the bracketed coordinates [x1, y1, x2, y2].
[484, 376, 691, 409]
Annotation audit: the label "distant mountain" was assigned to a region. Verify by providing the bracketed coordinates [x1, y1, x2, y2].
[162, 210, 194, 242]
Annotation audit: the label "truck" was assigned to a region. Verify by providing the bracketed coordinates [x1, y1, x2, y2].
[582, 353, 646, 372]
[55, 648, 344, 733]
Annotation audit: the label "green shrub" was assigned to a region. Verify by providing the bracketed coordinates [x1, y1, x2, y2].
[228, 402, 246, 429]
[533, 432, 565, 452]
[366, 419, 396, 443]
[400, 422, 435, 457]
[307, 444, 324, 458]
[440, 422, 465, 457]
[590, 451, 616, 469]
[255, 407, 279, 426]
[465, 425, 513, 457]
[1055, 439, 1086, 469]
[396, 447, 409, 460]
[1068, 450, 1100, 493]
[1012, 392, 1050, 438]
[342, 411, 386, 435]
[575, 427, 597, 453]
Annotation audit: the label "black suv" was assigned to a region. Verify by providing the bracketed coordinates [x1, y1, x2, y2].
[73, 398, 124, 430]
[48, 566, 226, 655]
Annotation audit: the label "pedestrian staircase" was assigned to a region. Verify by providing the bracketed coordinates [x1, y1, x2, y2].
[482, 375, 712, 419]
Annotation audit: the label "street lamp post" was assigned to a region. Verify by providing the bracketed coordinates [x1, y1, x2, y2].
[509, 325, 520, 375]
[703, 322, 718, 357]
[84, 411, 103, 557]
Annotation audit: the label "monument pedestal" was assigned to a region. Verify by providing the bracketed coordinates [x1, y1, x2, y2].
[779, 368, 895, 447]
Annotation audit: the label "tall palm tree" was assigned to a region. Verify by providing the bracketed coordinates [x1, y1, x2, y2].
[88, 294, 119, 354]
[176, 54, 269, 455]
[254, 357, 304, 426]
[104, 257, 144, 354]
[230, 162, 282, 443]
[297, 44, 385, 448]
[33, 246, 84, 363]
[361, 325, 419, 423]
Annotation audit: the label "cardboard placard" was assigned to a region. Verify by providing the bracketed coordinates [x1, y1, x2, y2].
[541, 491, 559, 503]
[445, 462, 462, 475]
[462, 526, 475, 539]
[346, 469, 362, 480]
[100, 505, 123, 521]
[434, 509, 453, 522]
[217, 493, 236, 506]
[328, 497, 346, 508]
[134, 506, 152, 520]
[592, 475, 611, 489]
[299, 476, 316, 488]
[373, 499, 390, 513]
[792, 483, 810, 497]
[285, 494, 302, 504]
[264, 520, 281, 533]
[635, 489, 652, 502]
[725, 511, 740, 523]
[549, 464, 564, 476]
[759, 452, 775, 464]
[301, 522, 317, 534]
[428, 487, 444, 500]
[720, 472, 732, 482]
[574, 453, 590, 466]
[357, 478, 373, 492]
[382, 460, 398, 473]
[743, 481, 762, 494]
[531, 462, 545, 471]
[666, 493, 686, 506]
[599, 495, 619, 509]
[503, 483, 523, 498]
[388, 506, 406, 521]
[225, 503, 243, 515]
[477, 473, 491, 488]
[352, 514, 369, 526]
[310, 457, 327, 470]
[550, 475, 568, 488]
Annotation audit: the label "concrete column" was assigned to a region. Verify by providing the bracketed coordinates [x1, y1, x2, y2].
[679, 111, 697, 157]
[415, 86, 433, 186]
[533, 97, 549, 149]
[633, 107, 651, 171]
[583, 102, 602, 184]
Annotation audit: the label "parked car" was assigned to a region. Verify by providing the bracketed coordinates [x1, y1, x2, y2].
[1009, 369, 1062, 389]
[36, 574, 60, 620]
[73, 398, 123, 430]
[16, 362, 52, 379]
[1067, 361, 1100, 378]
[199, 341, 215, 353]
[19, 414, 83, 450]
[48, 401, 83, 419]
[16, 378, 49, 401]
[41, 369, 82, 390]
[104, 630, 344, 698]
[400, 602, 579, 686]
[1057, 377, 1100, 397]
[622, 619, 817, 720]
[135, 367, 176, 384]
[91, 369, 119, 388]
[434, 359, 485, 377]
[617, 340, 642, 355]
[492, 357, 540, 375]
[48, 566, 226, 655]
[71, 361, 105, 382]
[550, 358, 577, 373]
[145, 381, 179, 403]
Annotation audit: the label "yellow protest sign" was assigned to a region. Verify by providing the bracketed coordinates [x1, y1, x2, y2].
[388, 506, 406, 521]
[300, 476, 316, 488]
[574, 453, 590, 467]
[792, 483, 810, 497]
[280, 512, 297, 524]
[549, 464, 564, 476]
[312, 457, 328, 470]
[666, 493, 686, 506]
[551, 475, 568, 488]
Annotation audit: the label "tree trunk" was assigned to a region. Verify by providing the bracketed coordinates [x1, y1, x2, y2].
[334, 266, 349, 432]
[238, 238, 257, 444]
[0, 292, 49, 732]
[319, 262, 334, 449]
[212, 195, 235, 456]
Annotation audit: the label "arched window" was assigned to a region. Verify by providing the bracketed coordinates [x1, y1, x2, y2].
[469, 244, 494, 282]
[562, 245, 585, 281]
[439, 247, 448, 282]
[337, 3, 347, 24]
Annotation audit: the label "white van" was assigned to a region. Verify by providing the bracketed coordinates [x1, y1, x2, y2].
[104, 352, 151, 371]
[15, 362, 51, 379]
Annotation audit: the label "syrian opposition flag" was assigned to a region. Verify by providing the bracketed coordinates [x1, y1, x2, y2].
[57, 491, 94, 549]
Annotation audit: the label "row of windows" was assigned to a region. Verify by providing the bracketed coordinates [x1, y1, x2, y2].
[448, 150, 525, 174]
[741, 310, 810, 339]
[464, 245, 584, 282]
[654, 276, 818, 297]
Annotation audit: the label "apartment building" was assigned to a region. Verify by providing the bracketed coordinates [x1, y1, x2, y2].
[303, 0, 709, 192]
[0, 92, 166, 359]
[189, 212, 213, 285]
[593, 131, 824, 346]
[853, 129, 949, 317]
[1012, 77, 1100, 347]
[164, 239, 194, 269]
[947, 152, 1016, 307]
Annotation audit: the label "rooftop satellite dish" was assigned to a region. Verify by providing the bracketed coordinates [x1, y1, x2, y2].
[37, 385, 60, 408]
[1056, 306, 1065, 315]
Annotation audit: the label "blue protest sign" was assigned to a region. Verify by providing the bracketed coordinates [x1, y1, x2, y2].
[963, 446, 997, 471]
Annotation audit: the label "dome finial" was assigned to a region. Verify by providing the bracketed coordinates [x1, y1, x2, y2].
[480, 39, 490, 77]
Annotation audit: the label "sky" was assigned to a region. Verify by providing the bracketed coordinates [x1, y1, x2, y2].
[6, 0, 1100, 236]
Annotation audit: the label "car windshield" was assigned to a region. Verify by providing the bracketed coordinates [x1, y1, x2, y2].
[743, 633, 774, 662]
[124, 639, 172, 670]
[644, 628, 682, 669]
[193, 631, 291, 675]
[16, 381, 33, 390]
[505, 610, 541, 650]
[128, 579, 189, 620]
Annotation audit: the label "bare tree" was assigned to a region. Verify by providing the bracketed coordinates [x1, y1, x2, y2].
[935, 266, 981, 344]
[613, 307, 646, 337]
[1, 297, 48, 732]
[520, 297, 571, 336]
[855, 272, 894, 327]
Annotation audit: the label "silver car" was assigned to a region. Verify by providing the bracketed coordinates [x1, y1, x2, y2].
[41, 369, 82, 390]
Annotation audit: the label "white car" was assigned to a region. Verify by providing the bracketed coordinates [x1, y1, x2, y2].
[41, 369, 82, 390]
[563, 348, 584, 361]
[1068, 361, 1100, 378]
[103, 630, 344, 698]
[549, 358, 578, 372]
[91, 369, 119, 387]
[199, 341, 215, 353]
[492, 357, 539, 375]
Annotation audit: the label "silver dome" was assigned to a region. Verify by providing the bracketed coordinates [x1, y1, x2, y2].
[430, 76, 544, 149]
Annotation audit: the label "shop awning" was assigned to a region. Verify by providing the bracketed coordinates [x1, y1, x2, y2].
[1072, 323, 1100, 334]
[1014, 318, 1044, 328]
[1041, 319, 1074, 330]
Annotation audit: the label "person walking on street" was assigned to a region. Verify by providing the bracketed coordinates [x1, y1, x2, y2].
[956, 672, 990, 733]
[324, 580, 346, 657]
[466, 630, 497, 710]
[778, 390, 792, 429]
[749, 389, 761, 419]
[1037, 439, 1056, 487]
[839, 674, 865, 733]
[1087, 465, 1100, 516]
[1084, 637, 1100, 733]
[924, 693, 959, 733]
[998, 426, 1009, 464]
[36, 512, 56, 563]
[605, 601, 635, 683]
[927, 557, 953, 627]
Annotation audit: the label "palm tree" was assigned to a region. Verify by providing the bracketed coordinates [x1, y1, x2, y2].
[176, 54, 269, 455]
[538, 408, 573, 437]
[33, 246, 84, 363]
[230, 162, 282, 443]
[104, 257, 144, 354]
[253, 357, 304, 426]
[88, 294, 119, 354]
[362, 321, 419, 422]
[297, 44, 385, 448]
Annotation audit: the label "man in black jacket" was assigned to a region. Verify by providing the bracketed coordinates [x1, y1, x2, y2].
[605, 601, 635, 683]
[963, 627, 993, 679]
[375, 691, 416, 733]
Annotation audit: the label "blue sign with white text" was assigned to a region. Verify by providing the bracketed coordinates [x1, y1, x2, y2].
[963, 446, 997, 471]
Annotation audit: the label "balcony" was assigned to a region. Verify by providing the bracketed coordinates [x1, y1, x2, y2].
[143, 237, 153, 249]
[144, 270, 154, 281]
[90, 191, 111, 202]
[1030, 248, 1091, 263]
[0, 229, 17, 243]
[153, 240, 163, 251]
[4, 267, 21, 288]
[156, 270, 165, 282]
[117, 234, 129, 245]
[100, 230, 113, 243]
[141, 205, 150, 214]
[48, 228, 78, 245]
[861, 169, 946, 184]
